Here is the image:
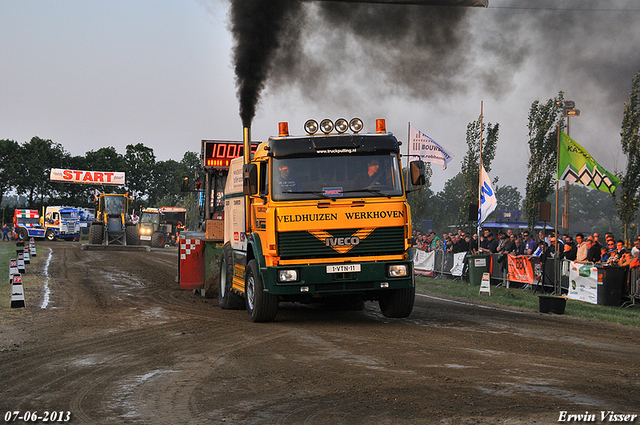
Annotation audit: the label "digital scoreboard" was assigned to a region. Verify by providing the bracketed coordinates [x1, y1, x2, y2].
[201, 140, 258, 170]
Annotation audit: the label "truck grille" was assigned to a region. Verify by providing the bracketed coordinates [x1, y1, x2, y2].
[277, 227, 405, 259]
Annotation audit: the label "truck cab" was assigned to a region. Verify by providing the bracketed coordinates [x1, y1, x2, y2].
[42, 206, 81, 241]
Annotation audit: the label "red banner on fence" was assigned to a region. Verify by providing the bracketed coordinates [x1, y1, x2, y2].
[507, 255, 534, 284]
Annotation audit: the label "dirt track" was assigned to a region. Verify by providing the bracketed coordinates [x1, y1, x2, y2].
[1, 241, 639, 424]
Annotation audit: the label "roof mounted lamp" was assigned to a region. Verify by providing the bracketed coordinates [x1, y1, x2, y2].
[349, 118, 363, 133]
[320, 119, 334, 134]
[335, 118, 349, 134]
[304, 119, 318, 135]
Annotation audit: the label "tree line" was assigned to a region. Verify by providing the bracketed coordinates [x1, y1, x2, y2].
[3, 70, 639, 237]
[0, 139, 200, 219]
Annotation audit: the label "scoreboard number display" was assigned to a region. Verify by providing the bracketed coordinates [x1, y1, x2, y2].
[202, 140, 258, 169]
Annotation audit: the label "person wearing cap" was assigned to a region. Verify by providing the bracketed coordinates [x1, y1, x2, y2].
[276, 164, 300, 193]
[560, 237, 577, 261]
[355, 158, 386, 188]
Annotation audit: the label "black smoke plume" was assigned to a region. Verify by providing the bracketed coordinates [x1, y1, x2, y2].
[229, 0, 484, 126]
[229, 0, 302, 127]
[229, 0, 640, 125]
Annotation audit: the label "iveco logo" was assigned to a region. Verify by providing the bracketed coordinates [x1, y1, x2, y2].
[325, 236, 360, 247]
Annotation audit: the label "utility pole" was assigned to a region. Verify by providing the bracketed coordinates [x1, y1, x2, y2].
[561, 100, 580, 233]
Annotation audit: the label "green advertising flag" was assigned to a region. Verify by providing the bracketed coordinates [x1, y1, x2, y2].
[557, 131, 620, 193]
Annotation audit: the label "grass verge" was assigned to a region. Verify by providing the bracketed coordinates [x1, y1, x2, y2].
[1, 240, 44, 314]
[416, 275, 640, 329]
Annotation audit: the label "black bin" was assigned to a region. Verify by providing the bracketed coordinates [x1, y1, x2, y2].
[595, 264, 627, 306]
[538, 295, 566, 314]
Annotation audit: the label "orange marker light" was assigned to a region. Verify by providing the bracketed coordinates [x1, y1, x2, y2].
[279, 122, 289, 137]
[376, 119, 386, 133]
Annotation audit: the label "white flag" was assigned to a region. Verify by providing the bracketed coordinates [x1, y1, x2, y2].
[408, 125, 454, 170]
[478, 164, 497, 225]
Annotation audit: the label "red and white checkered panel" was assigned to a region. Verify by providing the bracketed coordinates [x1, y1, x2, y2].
[179, 238, 205, 290]
[180, 238, 201, 260]
[15, 209, 39, 218]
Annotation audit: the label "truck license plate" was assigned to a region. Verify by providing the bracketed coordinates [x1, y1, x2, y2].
[326, 264, 361, 273]
[140, 235, 151, 241]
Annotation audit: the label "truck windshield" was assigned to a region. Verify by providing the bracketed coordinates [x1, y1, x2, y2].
[60, 212, 78, 220]
[272, 154, 403, 201]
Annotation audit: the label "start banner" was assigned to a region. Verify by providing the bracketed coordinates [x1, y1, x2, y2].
[50, 168, 125, 186]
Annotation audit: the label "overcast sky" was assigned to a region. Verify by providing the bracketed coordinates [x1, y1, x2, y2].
[2, 0, 639, 194]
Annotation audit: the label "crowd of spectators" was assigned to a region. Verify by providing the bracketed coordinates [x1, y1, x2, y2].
[413, 228, 640, 268]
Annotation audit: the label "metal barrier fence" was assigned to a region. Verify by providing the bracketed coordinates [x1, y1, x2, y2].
[416, 248, 640, 303]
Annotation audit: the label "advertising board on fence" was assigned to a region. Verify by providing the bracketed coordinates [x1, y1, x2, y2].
[451, 252, 466, 277]
[507, 255, 534, 284]
[413, 249, 434, 276]
[567, 262, 598, 304]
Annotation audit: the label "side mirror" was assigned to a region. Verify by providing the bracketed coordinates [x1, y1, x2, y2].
[410, 160, 426, 186]
[243, 163, 258, 195]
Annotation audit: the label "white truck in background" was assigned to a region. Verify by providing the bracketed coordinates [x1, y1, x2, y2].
[42, 206, 81, 241]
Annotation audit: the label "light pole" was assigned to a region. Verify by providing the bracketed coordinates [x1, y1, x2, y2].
[561, 100, 580, 232]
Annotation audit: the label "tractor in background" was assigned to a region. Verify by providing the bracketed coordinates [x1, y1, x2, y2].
[89, 193, 139, 246]
[138, 207, 186, 248]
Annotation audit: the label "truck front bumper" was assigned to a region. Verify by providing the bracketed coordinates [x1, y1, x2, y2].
[264, 260, 414, 296]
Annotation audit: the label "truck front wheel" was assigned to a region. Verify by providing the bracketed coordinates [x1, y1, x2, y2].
[378, 286, 415, 318]
[46, 229, 56, 241]
[219, 243, 245, 310]
[17, 227, 28, 241]
[245, 259, 278, 322]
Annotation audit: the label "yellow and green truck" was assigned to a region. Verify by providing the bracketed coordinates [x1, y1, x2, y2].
[211, 118, 424, 322]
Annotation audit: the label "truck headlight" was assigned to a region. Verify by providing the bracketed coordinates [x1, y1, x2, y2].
[278, 269, 299, 282]
[387, 264, 408, 277]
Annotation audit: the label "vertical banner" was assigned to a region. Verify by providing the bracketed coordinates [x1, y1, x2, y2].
[566, 262, 598, 304]
[479, 164, 497, 225]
